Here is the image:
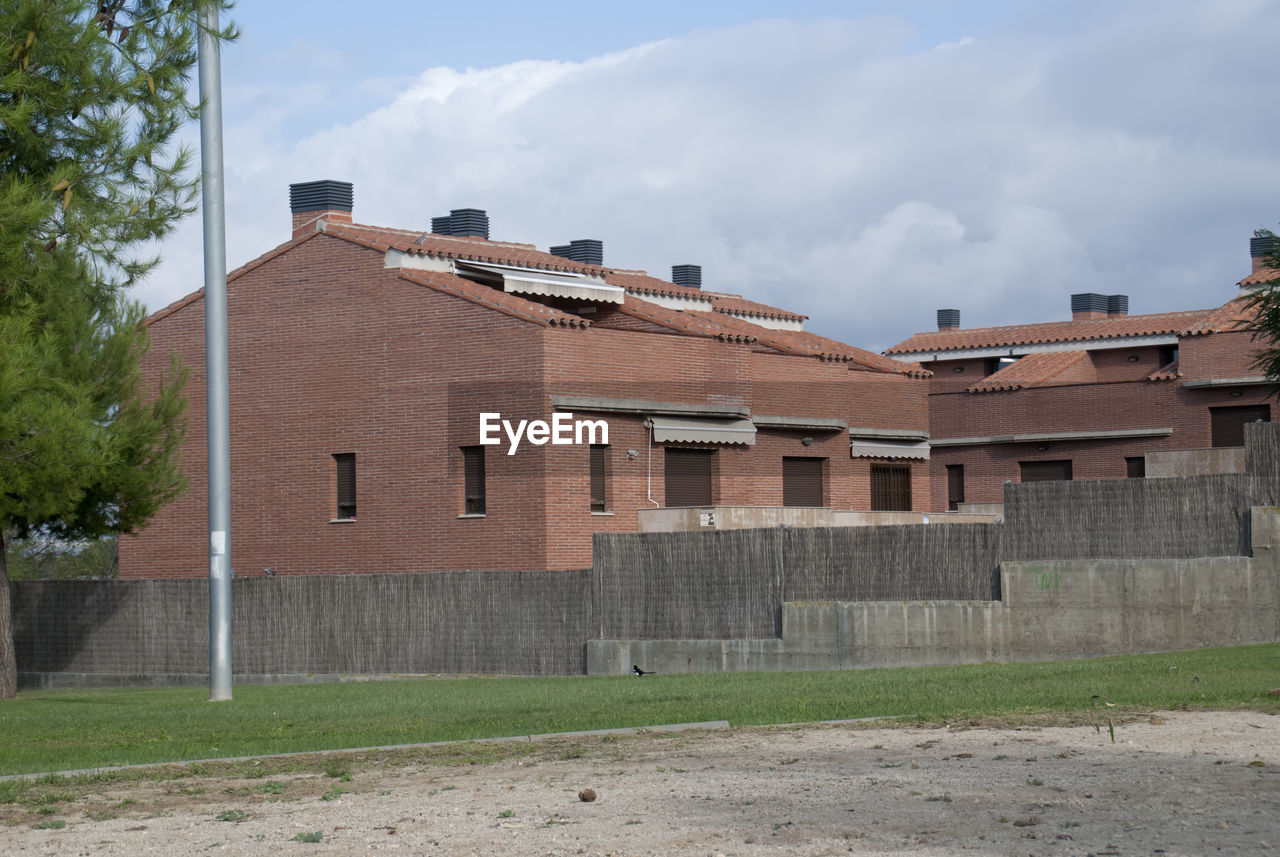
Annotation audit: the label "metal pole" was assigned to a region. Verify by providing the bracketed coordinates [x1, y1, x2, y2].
[198, 6, 232, 702]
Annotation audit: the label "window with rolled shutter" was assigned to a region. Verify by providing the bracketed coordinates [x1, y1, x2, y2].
[664, 448, 713, 507]
[870, 464, 911, 511]
[1210, 405, 1269, 448]
[782, 457, 824, 507]
[334, 453, 356, 519]
[946, 464, 965, 511]
[462, 446, 486, 515]
[590, 444, 608, 512]
[1019, 459, 1072, 482]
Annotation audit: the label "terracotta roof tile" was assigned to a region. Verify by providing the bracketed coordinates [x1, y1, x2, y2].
[1239, 265, 1280, 287]
[324, 222, 608, 277]
[616, 297, 757, 342]
[967, 350, 1089, 393]
[397, 269, 591, 329]
[606, 269, 713, 302]
[688, 310, 927, 377]
[886, 302, 1248, 356]
[709, 294, 807, 322]
[1148, 360, 1181, 381]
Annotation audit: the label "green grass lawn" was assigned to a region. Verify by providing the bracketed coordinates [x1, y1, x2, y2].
[2, 643, 1277, 776]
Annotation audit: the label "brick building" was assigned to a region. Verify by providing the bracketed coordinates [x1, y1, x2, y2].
[884, 236, 1279, 512]
[120, 180, 931, 577]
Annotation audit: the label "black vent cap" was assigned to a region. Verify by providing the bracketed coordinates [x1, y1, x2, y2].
[936, 308, 960, 329]
[672, 264, 702, 289]
[1070, 292, 1110, 314]
[1252, 232, 1279, 258]
[289, 180, 353, 214]
[1107, 294, 1129, 315]
[549, 239, 603, 266]
[431, 208, 490, 239]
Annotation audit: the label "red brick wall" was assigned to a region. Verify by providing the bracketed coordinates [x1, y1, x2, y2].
[122, 233, 932, 576]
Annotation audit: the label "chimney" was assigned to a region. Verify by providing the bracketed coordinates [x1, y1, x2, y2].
[549, 239, 604, 266]
[289, 180, 353, 238]
[936, 308, 960, 331]
[431, 208, 490, 239]
[672, 264, 702, 289]
[1107, 294, 1129, 317]
[1071, 292, 1110, 321]
[1252, 231, 1279, 275]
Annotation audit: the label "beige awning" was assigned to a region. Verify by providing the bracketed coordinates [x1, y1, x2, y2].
[457, 260, 625, 304]
[850, 439, 930, 460]
[650, 416, 757, 446]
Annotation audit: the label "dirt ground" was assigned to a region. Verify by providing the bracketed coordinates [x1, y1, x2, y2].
[5, 710, 1278, 856]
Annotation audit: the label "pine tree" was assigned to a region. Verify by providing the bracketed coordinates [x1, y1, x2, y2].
[0, 0, 234, 698]
[1243, 230, 1280, 392]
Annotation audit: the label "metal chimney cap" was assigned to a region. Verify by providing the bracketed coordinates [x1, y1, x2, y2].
[289, 180, 353, 213]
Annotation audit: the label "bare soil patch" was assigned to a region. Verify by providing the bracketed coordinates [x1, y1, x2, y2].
[5, 710, 1278, 856]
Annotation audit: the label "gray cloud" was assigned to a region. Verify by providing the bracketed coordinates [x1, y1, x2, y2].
[139, 4, 1280, 353]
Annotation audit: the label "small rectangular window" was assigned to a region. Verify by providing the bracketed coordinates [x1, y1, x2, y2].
[664, 448, 714, 507]
[1210, 404, 1270, 448]
[334, 453, 356, 520]
[462, 446, 486, 515]
[946, 464, 965, 511]
[1019, 459, 1073, 482]
[782, 457, 824, 507]
[590, 444, 608, 512]
[1158, 344, 1178, 367]
[870, 463, 912, 511]
[1125, 456, 1146, 478]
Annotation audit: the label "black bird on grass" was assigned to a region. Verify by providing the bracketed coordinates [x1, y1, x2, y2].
[632, 664, 654, 677]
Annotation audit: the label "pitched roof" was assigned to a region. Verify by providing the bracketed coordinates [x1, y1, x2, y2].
[708, 293, 807, 323]
[1148, 360, 1181, 381]
[613, 296, 758, 342]
[1239, 265, 1280, 287]
[967, 350, 1089, 393]
[322, 222, 608, 277]
[692, 311, 928, 377]
[885, 299, 1254, 356]
[397, 269, 590, 329]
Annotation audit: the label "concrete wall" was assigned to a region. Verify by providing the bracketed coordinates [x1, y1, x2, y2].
[637, 506, 995, 532]
[1146, 447, 1245, 478]
[587, 506, 1280, 675]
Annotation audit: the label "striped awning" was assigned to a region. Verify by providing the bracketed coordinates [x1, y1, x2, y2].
[650, 416, 757, 446]
[850, 438, 931, 460]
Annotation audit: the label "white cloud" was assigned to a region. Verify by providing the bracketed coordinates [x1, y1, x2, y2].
[136, 4, 1280, 353]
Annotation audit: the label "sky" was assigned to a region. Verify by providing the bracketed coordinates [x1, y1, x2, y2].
[141, 0, 1280, 353]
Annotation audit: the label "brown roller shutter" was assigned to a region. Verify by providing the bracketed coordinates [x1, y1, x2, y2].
[782, 457, 824, 507]
[946, 464, 965, 511]
[664, 448, 713, 507]
[462, 446, 486, 514]
[334, 453, 356, 519]
[590, 444, 608, 512]
[870, 463, 911, 511]
[1019, 459, 1072, 482]
[1210, 405, 1269, 448]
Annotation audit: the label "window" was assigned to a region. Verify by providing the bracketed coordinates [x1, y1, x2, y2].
[1210, 404, 1270, 448]
[333, 453, 356, 520]
[782, 457, 824, 507]
[1125, 456, 1146, 478]
[946, 464, 965, 511]
[1019, 460, 1073, 482]
[590, 444, 608, 512]
[984, 356, 1018, 376]
[1158, 344, 1178, 367]
[462, 446, 486, 515]
[664, 448, 713, 507]
[870, 463, 912, 511]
